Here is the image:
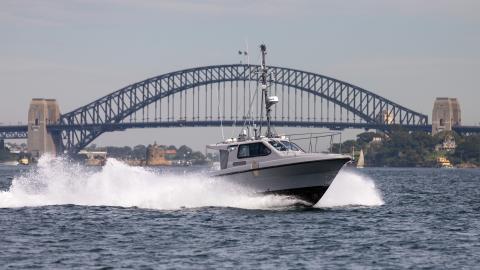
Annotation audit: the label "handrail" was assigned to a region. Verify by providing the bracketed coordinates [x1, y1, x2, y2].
[282, 132, 343, 153]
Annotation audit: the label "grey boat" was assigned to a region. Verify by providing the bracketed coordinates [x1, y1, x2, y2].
[207, 45, 351, 206]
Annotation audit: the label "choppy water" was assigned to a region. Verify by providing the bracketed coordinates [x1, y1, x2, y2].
[0, 157, 479, 269]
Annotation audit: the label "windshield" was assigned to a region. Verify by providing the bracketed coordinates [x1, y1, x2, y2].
[281, 141, 304, 152]
[268, 140, 305, 152]
[268, 140, 288, 151]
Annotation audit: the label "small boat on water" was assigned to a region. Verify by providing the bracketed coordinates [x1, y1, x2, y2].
[18, 157, 30, 166]
[437, 156, 454, 168]
[207, 45, 351, 206]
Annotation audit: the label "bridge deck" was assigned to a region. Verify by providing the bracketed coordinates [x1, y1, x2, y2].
[2, 122, 480, 141]
[0, 125, 28, 139]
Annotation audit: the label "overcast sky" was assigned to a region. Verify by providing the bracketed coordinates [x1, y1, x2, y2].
[1, 0, 479, 150]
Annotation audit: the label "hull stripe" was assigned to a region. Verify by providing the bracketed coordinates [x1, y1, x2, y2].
[212, 157, 350, 177]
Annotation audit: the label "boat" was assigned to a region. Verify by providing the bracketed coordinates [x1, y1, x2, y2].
[18, 157, 29, 166]
[357, 149, 365, 168]
[437, 156, 454, 168]
[207, 45, 351, 206]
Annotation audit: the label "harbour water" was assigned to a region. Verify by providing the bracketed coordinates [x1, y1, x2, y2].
[0, 157, 479, 269]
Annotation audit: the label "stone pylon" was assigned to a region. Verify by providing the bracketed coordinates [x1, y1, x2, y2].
[27, 99, 61, 158]
[432, 97, 461, 135]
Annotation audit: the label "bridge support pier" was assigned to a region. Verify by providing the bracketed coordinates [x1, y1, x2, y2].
[27, 99, 61, 158]
[432, 97, 461, 135]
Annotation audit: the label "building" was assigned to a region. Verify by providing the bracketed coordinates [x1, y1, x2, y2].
[146, 143, 175, 166]
[432, 98, 461, 135]
[435, 134, 457, 152]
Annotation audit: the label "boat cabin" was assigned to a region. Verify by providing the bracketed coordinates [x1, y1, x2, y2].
[207, 138, 304, 170]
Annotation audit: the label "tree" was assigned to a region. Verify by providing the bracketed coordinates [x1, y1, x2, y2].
[132, 144, 147, 159]
[176, 145, 193, 159]
[191, 151, 207, 164]
[104, 146, 133, 158]
[357, 132, 377, 145]
[452, 135, 480, 164]
[331, 139, 356, 154]
[363, 131, 437, 167]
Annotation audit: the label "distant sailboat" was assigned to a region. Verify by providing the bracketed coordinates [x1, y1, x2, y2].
[357, 149, 365, 168]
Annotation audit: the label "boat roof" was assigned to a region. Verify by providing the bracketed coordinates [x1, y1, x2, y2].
[207, 137, 286, 150]
[206, 136, 295, 150]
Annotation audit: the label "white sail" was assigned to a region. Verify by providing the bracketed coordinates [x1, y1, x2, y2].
[357, 149, 365, 168]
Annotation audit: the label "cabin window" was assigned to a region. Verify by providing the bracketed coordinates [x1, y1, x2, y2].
[269, 140, 288, 151]
[268, 140, 304, 152]
[281, 141, 304, 152]
[35, 118, 39, 125]
[237, 142, 271, 159]
[220, 150, 229, 169]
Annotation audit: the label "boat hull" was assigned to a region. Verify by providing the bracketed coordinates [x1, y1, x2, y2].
[264, 186, 330, 206]
[213, 158, 350, 206]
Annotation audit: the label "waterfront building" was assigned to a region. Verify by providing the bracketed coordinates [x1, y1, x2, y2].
[146, 143, 174, 166]
[435, 134, 457, 152]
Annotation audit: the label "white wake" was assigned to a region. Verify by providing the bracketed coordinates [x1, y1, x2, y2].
[0, 156, 384, 210]
[317, 169, 384, 207]
[0, 156, 298, 210]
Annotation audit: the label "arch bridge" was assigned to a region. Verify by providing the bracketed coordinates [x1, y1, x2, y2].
[42, 64, 429, 154]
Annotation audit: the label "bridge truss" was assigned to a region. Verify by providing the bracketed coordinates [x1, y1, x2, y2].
[55, 64, 428, 154]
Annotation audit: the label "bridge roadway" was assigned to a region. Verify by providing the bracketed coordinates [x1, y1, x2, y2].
[0, 125, 28, 139]
[2, 122, 480, 140]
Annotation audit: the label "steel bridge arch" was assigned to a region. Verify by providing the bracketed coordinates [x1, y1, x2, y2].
[57, 64, 428, 154]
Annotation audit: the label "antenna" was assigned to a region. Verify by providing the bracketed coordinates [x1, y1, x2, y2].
[259, 44, 276, 138]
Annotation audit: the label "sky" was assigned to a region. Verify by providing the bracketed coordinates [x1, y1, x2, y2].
[1, 0, 479, 150]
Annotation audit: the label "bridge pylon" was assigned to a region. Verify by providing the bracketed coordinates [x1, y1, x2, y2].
[27, 98, 61, 158]
[432, 97, 461, 135]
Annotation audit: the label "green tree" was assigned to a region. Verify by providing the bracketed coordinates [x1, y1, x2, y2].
[176, 145, 193, 160]
[364, 131, 437, 167]
[357, 132, 377, 146]
[190, 151, 207, 165]
[105, 146, 133, 158]
[452, 135, 480, 164]
[132, 144, 147, 159]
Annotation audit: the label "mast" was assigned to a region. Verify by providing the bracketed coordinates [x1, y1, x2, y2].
[259, 44, 274, 138]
